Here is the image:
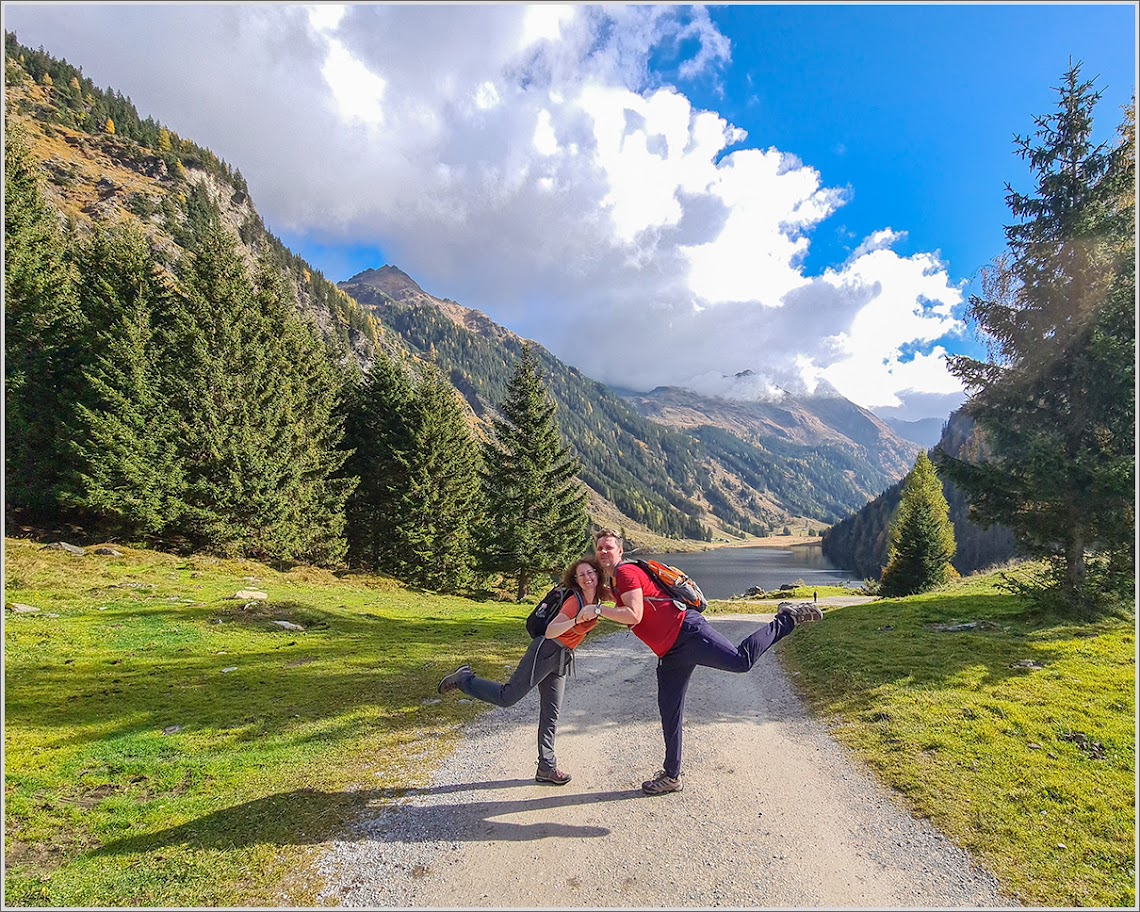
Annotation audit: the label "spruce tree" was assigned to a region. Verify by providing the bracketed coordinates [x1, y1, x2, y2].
[249, 261, 354, 565]
[391, 365, 480, 592]
[478, 343, 589, 600]
[66, 224, 186, 540]
[939, 65, 1135, 608]
[879, 452, 957, 597]
[3, 124, 85, 520]
[342, 353, 417, 574]
[165, 222, 351, 562]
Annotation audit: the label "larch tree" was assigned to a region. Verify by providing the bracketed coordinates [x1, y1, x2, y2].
[879, 452, 957, 598]
[938, 63, 1135, 608]
[478, 342, 589, 600]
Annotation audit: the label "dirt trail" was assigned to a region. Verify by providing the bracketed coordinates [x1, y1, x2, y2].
[317, 614, 1016, 908]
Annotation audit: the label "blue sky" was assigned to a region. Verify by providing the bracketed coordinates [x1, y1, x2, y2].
[3, 3, 1136, 423]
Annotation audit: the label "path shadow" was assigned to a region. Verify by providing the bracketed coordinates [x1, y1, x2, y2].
[91, 781, 643, 857]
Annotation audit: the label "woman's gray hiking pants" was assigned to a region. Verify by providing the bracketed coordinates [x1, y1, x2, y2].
[457, 635, 571, 772]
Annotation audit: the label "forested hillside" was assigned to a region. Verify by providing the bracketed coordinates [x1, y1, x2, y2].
[342, 267, 927, 536]
[821, 409, 1018, 579]
[341, 268, 717, 539]
[3, 32, 385, 364]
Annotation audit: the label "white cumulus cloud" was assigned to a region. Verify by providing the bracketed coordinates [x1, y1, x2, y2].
[3, 3, 968, 421]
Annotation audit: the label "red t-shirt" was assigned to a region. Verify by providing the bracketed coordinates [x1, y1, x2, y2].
[612, 563, 685, 657]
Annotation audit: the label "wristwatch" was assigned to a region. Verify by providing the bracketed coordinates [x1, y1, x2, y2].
[594, 605, 603, 618]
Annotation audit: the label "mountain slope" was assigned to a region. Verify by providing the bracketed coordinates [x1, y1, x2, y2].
[883, 416, 946, 448]
[339, 269, 717, 540]
[621, 386, 921, 523]
[340, 269, 919, 533]
[820, 409, 1018, 579]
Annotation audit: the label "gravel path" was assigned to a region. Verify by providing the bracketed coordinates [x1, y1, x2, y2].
[316, 614, 1017, 908]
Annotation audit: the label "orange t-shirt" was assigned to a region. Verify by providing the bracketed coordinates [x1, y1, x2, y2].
[554, 591, 599, 650]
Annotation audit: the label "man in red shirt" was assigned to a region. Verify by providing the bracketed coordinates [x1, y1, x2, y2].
[593, 528, 822, 795]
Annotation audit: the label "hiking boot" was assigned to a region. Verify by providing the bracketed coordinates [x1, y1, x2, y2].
[437, 664, 472, 695]
[777, 601, 823, 625]
[641, 770, 683, 795]
[535, 766, 572, 785]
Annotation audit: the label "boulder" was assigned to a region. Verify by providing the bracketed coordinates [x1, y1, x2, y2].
[42, 542, 85, 556]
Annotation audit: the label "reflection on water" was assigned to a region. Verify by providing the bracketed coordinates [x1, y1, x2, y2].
[637, 543, 860, 600]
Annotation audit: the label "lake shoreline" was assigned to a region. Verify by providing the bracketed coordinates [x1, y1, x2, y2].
[627, 534, 823, 555]
[633, 538, 858, 599]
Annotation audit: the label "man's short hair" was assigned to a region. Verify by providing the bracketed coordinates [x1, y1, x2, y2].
[593, 528, 623, 545]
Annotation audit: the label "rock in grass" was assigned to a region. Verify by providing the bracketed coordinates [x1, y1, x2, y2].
[233, 590, 267, 600]
[92, 547, 123, 557]
[42, 542, 86, 556]
[273, 620, 305, 631]
[6, 603, 39, 614]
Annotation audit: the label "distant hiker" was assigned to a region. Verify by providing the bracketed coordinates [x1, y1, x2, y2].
[437, 557, 607, 785]
[592, 529, 822, 795]
[814, 590, 818, 603]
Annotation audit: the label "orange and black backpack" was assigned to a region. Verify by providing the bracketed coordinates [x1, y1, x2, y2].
[621, 558, 708, 612]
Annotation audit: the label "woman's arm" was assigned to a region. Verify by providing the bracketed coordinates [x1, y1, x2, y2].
[543, 593, 597, 639]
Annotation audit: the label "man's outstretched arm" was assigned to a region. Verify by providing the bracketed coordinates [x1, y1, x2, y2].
[601, 587, 643, 626]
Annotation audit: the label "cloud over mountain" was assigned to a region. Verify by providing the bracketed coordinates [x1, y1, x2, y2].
[4, 4, 970, 421]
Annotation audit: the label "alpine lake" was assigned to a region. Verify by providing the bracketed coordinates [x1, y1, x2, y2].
[639, 542, 861, 600]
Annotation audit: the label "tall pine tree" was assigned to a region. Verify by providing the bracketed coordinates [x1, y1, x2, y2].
[478, 343, 588, 600]
[163, 220, 351, 562]
[249, 261, 354, 565]
[65, 224, 186, 541]
[939, 65, 1135, 608]
[3, 124, 85, 520]
[342, 353, 417, 574]
[391, 365, 480, 592]
[879, 452, 957, 597]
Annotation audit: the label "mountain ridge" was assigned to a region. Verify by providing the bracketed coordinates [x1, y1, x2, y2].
[340, 265, 923, 530]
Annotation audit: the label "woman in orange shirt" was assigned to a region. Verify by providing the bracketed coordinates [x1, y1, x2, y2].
[437, 557, 607, 785]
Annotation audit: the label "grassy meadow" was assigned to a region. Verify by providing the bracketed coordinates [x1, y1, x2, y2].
[779, 570, 1136, 907]
[3, 537, 1135, 907]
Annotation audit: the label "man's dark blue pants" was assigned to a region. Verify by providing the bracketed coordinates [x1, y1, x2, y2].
[656, 609, 795, 779]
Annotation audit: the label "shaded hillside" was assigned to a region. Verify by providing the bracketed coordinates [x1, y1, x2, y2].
[821, 409, 1018, 579]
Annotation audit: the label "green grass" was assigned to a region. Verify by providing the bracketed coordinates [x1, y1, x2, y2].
[2, 537, 544, 907]
[4, 539, 1135, 907]
[778, 569, 1136, 908]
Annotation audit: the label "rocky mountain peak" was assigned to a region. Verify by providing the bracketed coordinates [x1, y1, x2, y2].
[344, 265, 423, 299]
